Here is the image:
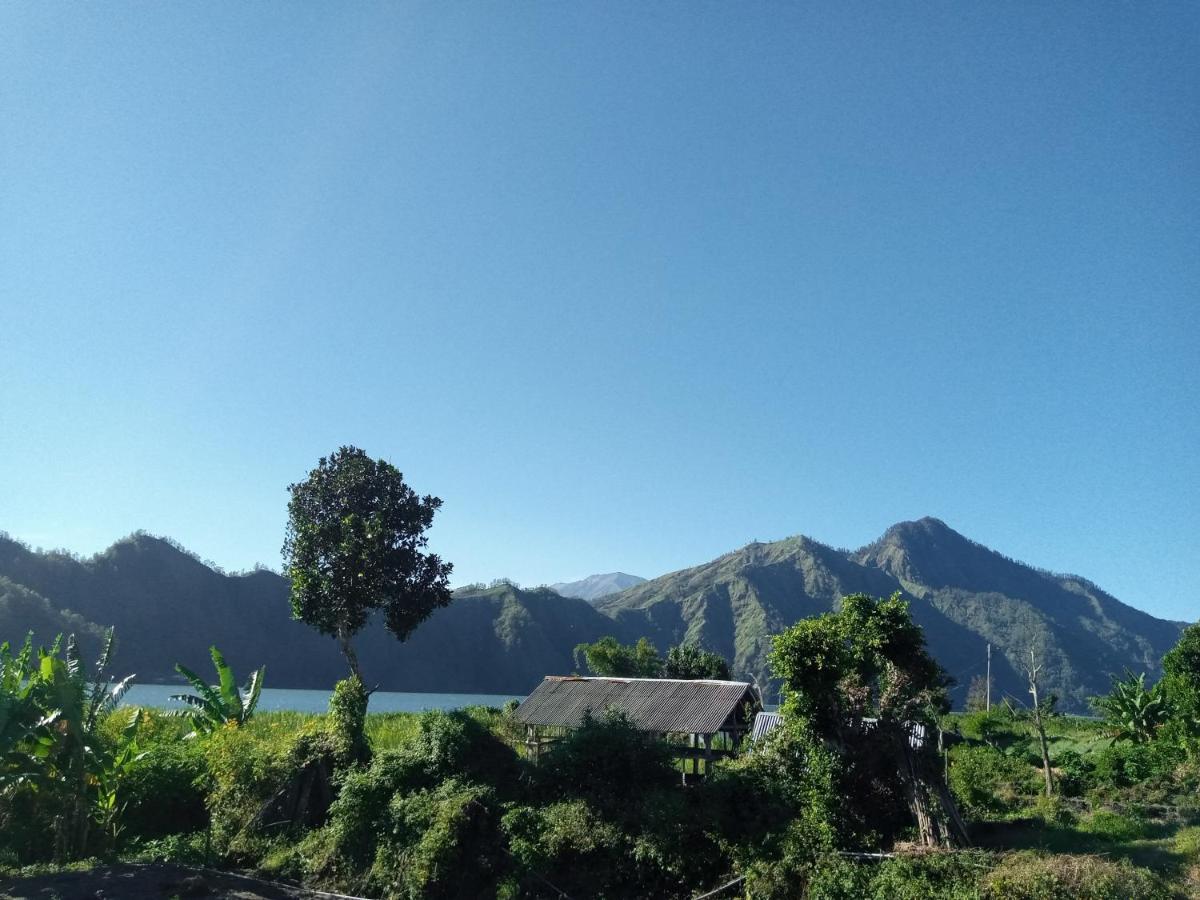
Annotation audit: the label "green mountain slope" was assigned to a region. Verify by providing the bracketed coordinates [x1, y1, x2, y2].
[0, 520, 1185, 709]
[598, 518, 1186, 710]
[0, 576, 107, 660]
[0, 533, 620, 694]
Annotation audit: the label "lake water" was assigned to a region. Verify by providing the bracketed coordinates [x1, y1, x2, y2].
[121, 684, 524, 714]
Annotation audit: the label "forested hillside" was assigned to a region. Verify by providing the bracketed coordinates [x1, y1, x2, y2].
[0, 519, 1186, 710]
[599, 518, 1186, 710]
[0, 533, 620, 693]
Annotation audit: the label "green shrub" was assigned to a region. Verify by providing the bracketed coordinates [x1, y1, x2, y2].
[1028, 795, 1076, 828]
[1091, 740, 1180, 789]
[203, 720, 292, 854]
[1173, 824, 1200, 857]
[1051, 748, 1092, 797]
[1081, 809, 1152, 842]
[329, 676, 369, 767]
[125, 831, 210, 865]
[804, 854, 873, 899]
[867, 852, 989, 900]
[502, 800, 626, 896]
[313, 710, 518, 894]
[981, 851, 1168, 900]
[368, 778, 501, 899]
[533, 709, 676, 809]
[120, 738, 209, 839]
[949, 745, 1038, 816]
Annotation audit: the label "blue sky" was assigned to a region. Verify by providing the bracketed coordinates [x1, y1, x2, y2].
[1, 4, 1196, 621]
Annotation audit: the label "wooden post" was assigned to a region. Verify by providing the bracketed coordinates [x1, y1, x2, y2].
[986, 643, 992, 712]
[702, 733, 713, 776]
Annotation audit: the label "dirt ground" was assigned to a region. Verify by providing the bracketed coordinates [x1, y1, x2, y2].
[0, 864, 347, 900]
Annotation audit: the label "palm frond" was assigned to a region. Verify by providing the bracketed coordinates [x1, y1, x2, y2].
[241, 666, 265, 720]
[174, 663, 225, 714]
[210, 646, 241, 718]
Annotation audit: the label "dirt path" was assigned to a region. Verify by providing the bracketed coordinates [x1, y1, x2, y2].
[0, 864, 357, 900]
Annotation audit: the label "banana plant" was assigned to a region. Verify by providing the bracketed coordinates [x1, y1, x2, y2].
[170, 646, 265, 737]
[1092, 670, 1171, 744]
[35, 629, 140, 860]
[1, 629, 141, 860]
[0, 635, 58, 790]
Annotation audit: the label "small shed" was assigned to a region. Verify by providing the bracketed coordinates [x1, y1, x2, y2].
[513, 676, 761, 775]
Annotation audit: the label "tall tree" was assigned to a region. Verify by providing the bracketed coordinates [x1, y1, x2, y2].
[282, 446, 453, 681]
[770, 592, 968, 847]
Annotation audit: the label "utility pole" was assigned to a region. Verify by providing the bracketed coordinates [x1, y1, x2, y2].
[986, 643, 991, 712]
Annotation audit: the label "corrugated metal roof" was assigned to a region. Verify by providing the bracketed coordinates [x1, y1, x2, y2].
[751, 711, 782, 742]
[751, 713, 927, 747]
[514, 676, 760, 734]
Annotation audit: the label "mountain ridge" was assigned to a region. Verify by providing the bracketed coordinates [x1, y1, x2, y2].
[0, 520, 1186, 710]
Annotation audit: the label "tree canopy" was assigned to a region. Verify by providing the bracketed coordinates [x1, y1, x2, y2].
[282, 446, 453, 679]
[663, 642, 731, 680]
[572, 636, 733, 680]
[770, 591, 950, 737]
[573, 636, 662, 678]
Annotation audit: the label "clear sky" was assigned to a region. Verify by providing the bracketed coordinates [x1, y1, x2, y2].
[1, 4, 1196, 621]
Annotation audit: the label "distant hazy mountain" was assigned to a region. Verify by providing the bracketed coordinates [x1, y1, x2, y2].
[0, 520, 1187, 710]
[549, 572, 647, 602]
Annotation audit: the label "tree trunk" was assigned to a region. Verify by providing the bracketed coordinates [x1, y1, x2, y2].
[895, 728, 970, 848]
[337, 626, 363, 682]
[1027, 650, 1054, 797]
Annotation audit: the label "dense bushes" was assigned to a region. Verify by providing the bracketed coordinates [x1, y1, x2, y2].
[948, 744, 1040, 816]
[981, 851, 1170, 899]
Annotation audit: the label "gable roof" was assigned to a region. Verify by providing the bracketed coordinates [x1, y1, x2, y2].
[514, 676, 760, 734]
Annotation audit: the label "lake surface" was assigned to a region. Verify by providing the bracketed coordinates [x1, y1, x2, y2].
[121, 684, 524, 714]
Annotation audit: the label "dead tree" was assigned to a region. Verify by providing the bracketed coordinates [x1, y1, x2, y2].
[1026, 649, 1054, 797]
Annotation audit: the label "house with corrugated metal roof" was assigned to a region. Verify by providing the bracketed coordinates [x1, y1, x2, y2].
[513, 676, 761, 777]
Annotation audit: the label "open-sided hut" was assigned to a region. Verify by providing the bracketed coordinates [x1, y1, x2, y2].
[513, 676, 761, 776]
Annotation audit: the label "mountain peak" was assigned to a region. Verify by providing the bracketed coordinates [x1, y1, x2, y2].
[549, 572, 646, 603]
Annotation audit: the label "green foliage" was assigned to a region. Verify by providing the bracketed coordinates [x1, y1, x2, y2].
[313, 710, 516, 897]
[572, 635, 662, 677]
[1090, 670, 1170, 744]
[1161, 622, 1200, 748]
[1051, 748, 1092, 797]
[282, 446, 453, 679]
[118, 735, 208, 840]
[533, 709, 676, 807]
[1091, 738, 1183, 791]
[949, 745, 1039, 816]
[328, 676, 369, 766]
[170, 645, 264, 738]
[769, 593, 962, 847]
[202, 720, 291, 853]
[0, 629, 144, 862]
[980, 851, 1169, 899]
[770, 592, 950, 733]
[862, 852, 991, 900]
[663, 642, 731, 680]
